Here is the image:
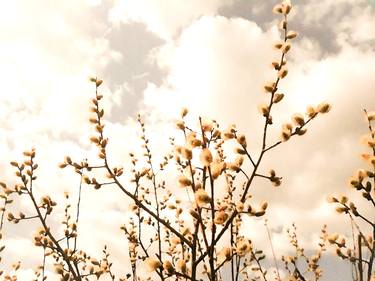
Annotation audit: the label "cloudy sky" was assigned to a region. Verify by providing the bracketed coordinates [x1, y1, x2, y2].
[0, 0, 374, 280]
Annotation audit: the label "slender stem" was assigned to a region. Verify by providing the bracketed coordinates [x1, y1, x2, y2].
[41, 247, 46, 281]
[26, 187, 81, 280]
[0, 199, 8, 231]
[265, 220, 281, 281]
[367, 226, 375, 281]
[73, 172, 83, 252]
[358, 234, 363, 281]
[350, 217, 359, 280]
[92, 83, 193, 248]
[292, 262, 307, 281]
[195, 12, 292, 267]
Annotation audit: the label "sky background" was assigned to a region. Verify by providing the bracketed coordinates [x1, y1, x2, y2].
[0, 0, 374, 280]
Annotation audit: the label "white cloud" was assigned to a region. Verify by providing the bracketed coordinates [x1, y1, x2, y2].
[294, 0, 361, 26]
[0, 0, 122, 140]
[294, 0, 375, 49]
[141, 16, 280, 134]
[108, 0, 235, 40]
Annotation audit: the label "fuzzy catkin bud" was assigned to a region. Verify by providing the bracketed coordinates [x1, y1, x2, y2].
[326, 196, 338, 203]
[228, 162, 240, 172]
[54, 264, 64, 275]
[163, 261, 174, 274]
[292, 114, 305, 126]
[362, 135, 375, 148]
[272, 4, 283, 14]
[189, 209, 200, 220]
[281, 43, 291, 54]
[237, 134, 247, 148]
[181, 147, 193, 160]
[355, 169, 368, 181]
[65, 156, 72, 165]
[261, 201, 268, 210]
[306, 106, 316, 118]
[145, 258, 162, 272]
[258, 104, 270, 117]
[202, 119, 213, 132]
[195, 189, 211, 206]
[176, 120, 185, 130]
[269, 170, 276, 177]
[200, 148, 213, 166]
[186, 132, 202, 148]
[220, 247, 232, 260]
[236, 240, 251, 256]
[235, 156, 244, 167]
[335, 206, 347, 214]
[317, 102, 331, 114]
[223, 129, 235, 140]
[273, 43, 283, 50]
[211, 162, 225, 179]
[272, 61, 280, 70]
[177, 260, 187, 273]
[235, 147, 246, 155]
[273, 93, 284, 103]
[282, 1, 292, 14]
[278, 68, 288, 79]
[283, 123, 293, 132]
[214, 211, 228, 225]
[236, 201, 244, 212]
[96, 79, 103, 87]
[367, 111, 375, 121]
[178, 175, 192, 187]
[281, 129, 291, 142]
[264, 82, 276, 92]
[181, 107, 188, 118]
[286, 31, 298, 39]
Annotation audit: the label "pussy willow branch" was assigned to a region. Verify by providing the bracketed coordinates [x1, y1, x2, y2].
[25, 156, 81, 280]
[0, 198, 8, 231]
[105, 165, 192, 247]
[208, 166, 216, 281]
[134, 178, 149, 273]
[73, 171, 83, 252]
[364, 109, 375, 154]
[230, 210, 235, 281]
[250, 250, 268, 281]
[214, 252, 237, 274]
[195, 13, 290, 268]
[350, 217, 360, 281]
[196, 204, 211, 273]
[340, 202, 375, 228]
[181, 124, 205, 281]
[348, 214, 372, 252]
[358, 234, 364, 281]
[224, 170, 237, 281]
[18, 164, 81, 280]
[364, 109, 375, 281]
[265, 220, 281, 280]
[291, 262, 307, 281]
[368, 227, 375, 281]
[235, 256, 241, 281]
[263, 114, 317, 153]
[41, 246, 46, 281]
[198, 118, 218, 281]
[91, 85, 193, 249]
[140, 124, 165, 281]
